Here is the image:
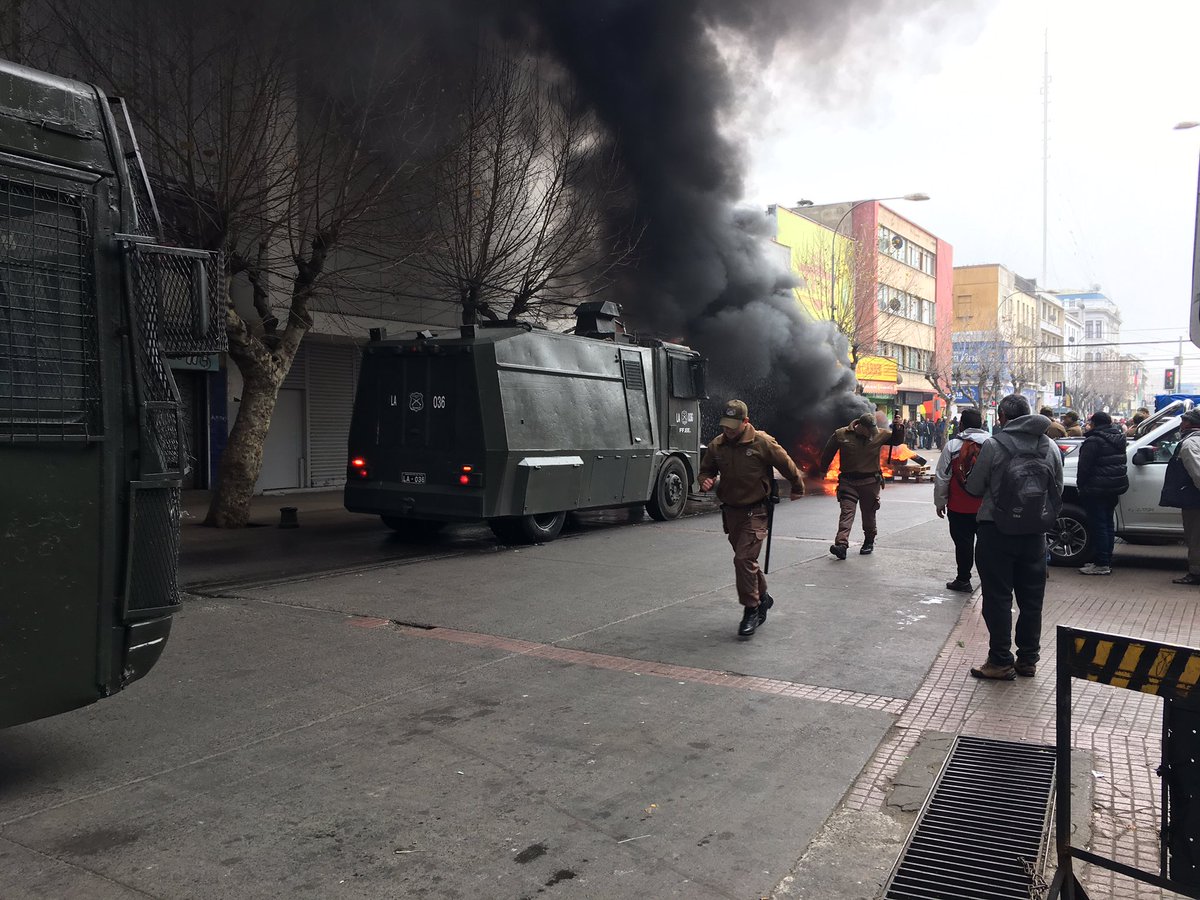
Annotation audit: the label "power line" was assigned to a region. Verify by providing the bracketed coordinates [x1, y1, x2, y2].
[996, 338, 1186, 350]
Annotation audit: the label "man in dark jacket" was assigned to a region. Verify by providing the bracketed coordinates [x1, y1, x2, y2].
[816, 412, 904, 559]
[963, 395, 1064, 680]
[1159, 408, 1200, 585]
[1076, 411, 1128, 575]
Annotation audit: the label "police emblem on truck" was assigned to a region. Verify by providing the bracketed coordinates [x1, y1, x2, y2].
[408, 392, 424, 412]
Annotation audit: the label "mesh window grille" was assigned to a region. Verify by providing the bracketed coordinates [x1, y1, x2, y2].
[0, 175, 100, 441]
[126, 245, 226, 477]
[126, 483, 181, 612]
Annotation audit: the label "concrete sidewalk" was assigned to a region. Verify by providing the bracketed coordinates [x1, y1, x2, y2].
[779, 540, 1198, 899]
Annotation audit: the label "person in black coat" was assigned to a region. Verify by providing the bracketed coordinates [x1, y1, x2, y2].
[1076, 411, 1128, 575]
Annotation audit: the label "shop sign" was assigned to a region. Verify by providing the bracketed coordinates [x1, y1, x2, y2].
[855, 355, 898, 383]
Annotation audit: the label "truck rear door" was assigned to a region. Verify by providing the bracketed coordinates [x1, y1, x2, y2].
[353, 348, 480, 486]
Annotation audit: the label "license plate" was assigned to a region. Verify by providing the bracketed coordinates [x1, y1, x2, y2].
[401, 472, 426, 485]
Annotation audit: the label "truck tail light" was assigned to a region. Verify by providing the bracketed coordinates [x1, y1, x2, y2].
[350, 456, 370, 478]
[457, 464, 482, 487]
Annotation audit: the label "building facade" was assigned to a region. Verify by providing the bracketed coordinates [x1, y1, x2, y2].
[776, 201, 953, 420]
[1057, 291, 1132, 413]
[951, 264, 1043, 414]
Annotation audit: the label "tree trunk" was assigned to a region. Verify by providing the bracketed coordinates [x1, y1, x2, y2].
[203, 367, 286, 527]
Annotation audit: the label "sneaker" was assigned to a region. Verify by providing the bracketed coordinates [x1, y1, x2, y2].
[1080, 564, 1111, 576]
[859, 540, 875, 555]
[756, 593, 774, 626]
[970, 660, 1016, 681]
[737, 605, 759, 637]
[1172, 573, 1200, 585]
[829, 543, 847, 560]
[945, 579, 972, 593]
[1014, 661, 1037, 677]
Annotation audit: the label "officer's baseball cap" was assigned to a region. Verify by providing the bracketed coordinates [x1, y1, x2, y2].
[1182, 409, 1200, 427]
[719, 399, 748, 428]
[855, 413, 876, 430]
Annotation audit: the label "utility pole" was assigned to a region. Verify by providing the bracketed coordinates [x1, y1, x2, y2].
[1042, 29, 1051, 286]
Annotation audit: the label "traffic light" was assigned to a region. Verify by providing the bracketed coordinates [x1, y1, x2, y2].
[1165, 368, 1177, 391]
[1053, 381, 1064, 397]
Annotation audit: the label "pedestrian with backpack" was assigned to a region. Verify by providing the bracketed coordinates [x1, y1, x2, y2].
[963, 395, 1064, 680]
[1076, 411, 1128, 576]
[933, 407, 990, 593]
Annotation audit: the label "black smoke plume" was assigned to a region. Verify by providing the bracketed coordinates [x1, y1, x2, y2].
[487, 0, 874, 445]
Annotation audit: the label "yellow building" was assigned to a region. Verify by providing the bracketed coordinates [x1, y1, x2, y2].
[952, 264, 1043, 407]
[768, 204, 855, 322]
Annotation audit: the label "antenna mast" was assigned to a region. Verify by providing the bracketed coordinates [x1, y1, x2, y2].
[1042, 29, 1050, 286]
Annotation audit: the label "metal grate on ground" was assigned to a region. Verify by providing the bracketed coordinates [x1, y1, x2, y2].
[883, 735, 1057, 900]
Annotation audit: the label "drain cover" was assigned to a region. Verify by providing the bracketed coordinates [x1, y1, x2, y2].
[883, 735, 1057, 899]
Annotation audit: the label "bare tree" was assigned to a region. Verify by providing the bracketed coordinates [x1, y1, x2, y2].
[17, 0, 429, 527]
[413, 50, 634, 327]
[788, 231, 927, 370]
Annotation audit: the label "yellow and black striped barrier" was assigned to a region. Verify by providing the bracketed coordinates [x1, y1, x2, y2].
[1065, 630, 1200, 705]
[1048, 626, 1200, 899]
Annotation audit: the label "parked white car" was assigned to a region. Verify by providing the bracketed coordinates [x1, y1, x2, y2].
[1050, 400, 1193, 566]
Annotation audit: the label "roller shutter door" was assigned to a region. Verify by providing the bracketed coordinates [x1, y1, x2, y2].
[305, 341, 360, 487]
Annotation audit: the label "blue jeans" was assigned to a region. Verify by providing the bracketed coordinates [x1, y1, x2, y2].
[1084, 496, 1118, 566]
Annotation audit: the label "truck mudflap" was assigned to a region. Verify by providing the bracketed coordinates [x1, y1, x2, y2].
[120, 615, 173, 687]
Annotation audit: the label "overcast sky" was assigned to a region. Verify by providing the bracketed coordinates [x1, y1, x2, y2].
[739, 0, 1200, 383]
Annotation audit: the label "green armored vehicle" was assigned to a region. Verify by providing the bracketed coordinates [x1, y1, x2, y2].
[344, 301, 706, 542]
[0, 59, 222, 726]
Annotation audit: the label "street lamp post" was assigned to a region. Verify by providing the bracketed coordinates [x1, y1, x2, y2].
[1174, 122, 1200, 351]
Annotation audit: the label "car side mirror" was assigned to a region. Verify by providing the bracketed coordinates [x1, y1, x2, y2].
[1132, 447, 1155, 466]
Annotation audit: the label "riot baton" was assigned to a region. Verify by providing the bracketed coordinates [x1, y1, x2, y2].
[762, 478, 781, 574]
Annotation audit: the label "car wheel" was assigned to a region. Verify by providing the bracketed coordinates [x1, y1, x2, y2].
[1048, 503, 1093, 567]
[646, 457, 689, 521]
[489, 512, 566, 544]
[381, 517, 446, 541]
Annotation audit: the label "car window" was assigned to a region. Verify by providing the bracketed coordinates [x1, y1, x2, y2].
[1149, 426, 1181, 463]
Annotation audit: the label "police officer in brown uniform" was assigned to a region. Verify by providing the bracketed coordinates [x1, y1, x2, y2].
[816, 412, 904, 559]
[699, 399, 805, 637]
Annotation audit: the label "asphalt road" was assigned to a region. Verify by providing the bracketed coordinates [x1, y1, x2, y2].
[1, 482, 1186, 899]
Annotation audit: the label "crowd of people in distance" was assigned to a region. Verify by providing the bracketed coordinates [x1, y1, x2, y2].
[901, 416, 946, 450]
[700, 395, 1200, 682]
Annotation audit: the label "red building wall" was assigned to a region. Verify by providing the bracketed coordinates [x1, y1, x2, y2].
[935, 237, 954, 375]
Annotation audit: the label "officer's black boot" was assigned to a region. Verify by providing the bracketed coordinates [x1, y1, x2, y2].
[757, 593, 774, 626]
[737, 605, 759, 637]
[859, 539, 875, 555]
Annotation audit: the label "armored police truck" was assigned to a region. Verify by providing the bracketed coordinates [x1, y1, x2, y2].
[0, 60, 223, 726]
[344, 301, 706, 543]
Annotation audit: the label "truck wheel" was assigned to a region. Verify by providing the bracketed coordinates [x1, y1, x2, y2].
[381, 517, 445, 541]
[1048, 503, 1093, 567]
[646, 457, 689, 521]
[489, 512, 566, 544]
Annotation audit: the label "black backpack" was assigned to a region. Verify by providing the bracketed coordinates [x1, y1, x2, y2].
[990, 433, 1061, 535]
